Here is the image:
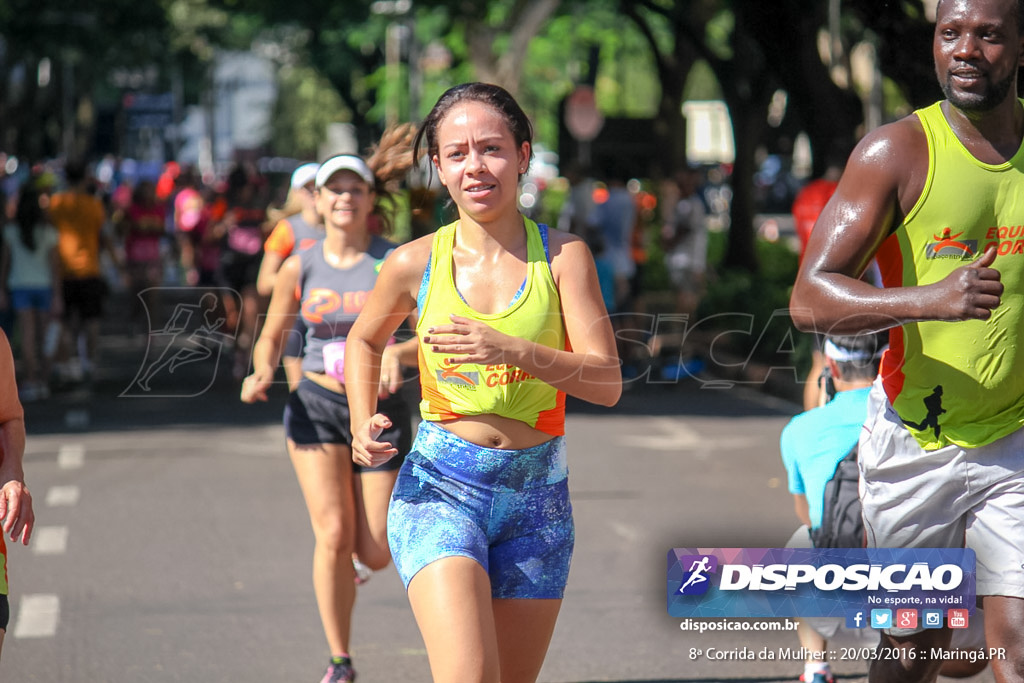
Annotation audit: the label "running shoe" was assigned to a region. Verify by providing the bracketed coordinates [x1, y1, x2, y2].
[321, 658, 356, 683]
[799, 671, 835, 683]
[353, 557, 373, 585]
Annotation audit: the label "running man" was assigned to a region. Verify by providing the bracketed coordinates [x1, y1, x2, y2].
[790, 1, 1024, 681]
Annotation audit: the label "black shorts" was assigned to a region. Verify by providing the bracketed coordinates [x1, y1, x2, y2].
[220, 250, 262, 291]
[284, 377, 410, 472]
[63, 277, 107, 321]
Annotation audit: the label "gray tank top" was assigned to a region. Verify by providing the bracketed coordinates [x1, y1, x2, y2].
[299, 235, 395, 376]
[287, 213, 323, 254]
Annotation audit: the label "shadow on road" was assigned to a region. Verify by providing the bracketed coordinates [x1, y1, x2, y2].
[568, 376, 799, 419]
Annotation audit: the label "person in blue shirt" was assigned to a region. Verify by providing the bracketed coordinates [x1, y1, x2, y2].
[781, 333, 884, 683]
[780, 333, 988, 682]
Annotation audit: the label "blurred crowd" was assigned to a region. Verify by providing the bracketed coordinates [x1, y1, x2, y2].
[0, 150, 761, 403]
[0, 155, 297, 401]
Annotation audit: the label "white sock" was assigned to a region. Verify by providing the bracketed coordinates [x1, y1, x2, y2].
[804, 661, 830, 680]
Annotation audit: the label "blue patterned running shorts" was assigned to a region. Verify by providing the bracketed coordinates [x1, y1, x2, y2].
[387, 420, 574, 599]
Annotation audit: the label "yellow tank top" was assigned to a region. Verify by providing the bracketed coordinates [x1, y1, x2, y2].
[416, 219, 566, 435]
[876, 100, 1024, 449]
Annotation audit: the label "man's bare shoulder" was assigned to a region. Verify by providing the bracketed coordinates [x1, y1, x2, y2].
[849, 112, 927, 170]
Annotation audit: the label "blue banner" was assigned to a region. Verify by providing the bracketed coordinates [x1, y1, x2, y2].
[667, 548, 976, 619]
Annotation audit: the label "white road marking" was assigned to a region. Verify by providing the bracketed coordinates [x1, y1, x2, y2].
[32, 526, 68, 555]
[609, 521, 640, 542]
[57, 444, 85, 469]
[45, 485, 80, 507]
[13, 594, 60, 638]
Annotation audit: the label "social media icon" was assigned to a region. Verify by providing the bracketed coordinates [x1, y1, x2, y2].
[896, 609, 918, 629]
[871, 609, 893, 629]
[948, 609, 969, 629]
[923, 609, 944, 628]
[846, 611, 867, 629]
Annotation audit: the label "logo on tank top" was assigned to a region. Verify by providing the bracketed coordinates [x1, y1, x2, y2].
[436, 358, 479, 388]
[983, 224, 1024, 256]
[925, 228, 976, 259]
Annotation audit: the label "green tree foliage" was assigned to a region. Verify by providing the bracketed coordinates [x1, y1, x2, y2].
[270, 62, 349, 160]
[0, 0, 948, 263]
[0, 0, 171, 159]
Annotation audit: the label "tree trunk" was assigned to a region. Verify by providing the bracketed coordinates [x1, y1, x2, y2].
[467, 0, 562, 95]
[749, 0, 863, 175]
[723, 96, 764, 272]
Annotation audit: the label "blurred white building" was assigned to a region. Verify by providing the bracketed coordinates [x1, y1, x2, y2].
[177, 51, 277, 171]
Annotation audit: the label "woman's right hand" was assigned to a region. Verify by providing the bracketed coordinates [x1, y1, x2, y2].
[240, 369, 273, 403]
[351, 413, 399, 468]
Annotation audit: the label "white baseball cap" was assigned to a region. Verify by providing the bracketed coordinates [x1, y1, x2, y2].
[290, 163, 320, 190]
[315, 155, 374, 188]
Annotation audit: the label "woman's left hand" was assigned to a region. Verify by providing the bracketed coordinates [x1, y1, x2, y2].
[351, 413, 399, 468]
[378, 345, 403, 398]
[422, 314, 513, 366]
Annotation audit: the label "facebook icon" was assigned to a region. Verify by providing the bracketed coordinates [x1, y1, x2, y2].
[846, 610, 867, 629]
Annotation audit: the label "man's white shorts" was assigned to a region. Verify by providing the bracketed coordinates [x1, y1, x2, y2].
[860, 378, 1024, 601]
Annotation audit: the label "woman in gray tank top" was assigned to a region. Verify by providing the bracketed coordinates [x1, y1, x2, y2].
[240, 126, 418, 683]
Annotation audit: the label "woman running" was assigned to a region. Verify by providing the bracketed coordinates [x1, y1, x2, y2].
[218, 163, 270, 380]
[257, 162, 324, 391]
[117, 179, 167, 331]
[240, 126, 417, 683]
[345, 83, 621, 683]
[1, 182, 61, 401]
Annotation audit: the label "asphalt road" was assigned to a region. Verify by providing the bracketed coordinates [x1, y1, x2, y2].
[0, 292, 996, 683]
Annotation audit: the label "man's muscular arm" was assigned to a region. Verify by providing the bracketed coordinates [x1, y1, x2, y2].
[790, 116, 1002, 335]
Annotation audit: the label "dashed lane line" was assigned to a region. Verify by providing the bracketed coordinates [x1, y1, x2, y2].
[32, 526, 68, 555]
[57, 444, 85, 469]
[19, 443, 85, 645]
[12, 594, 60, 638]
[45, 485, 80, 507]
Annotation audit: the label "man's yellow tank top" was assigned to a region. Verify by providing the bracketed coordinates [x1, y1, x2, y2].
[416, 218, 566, 436]
[876, 100, 1024, 449]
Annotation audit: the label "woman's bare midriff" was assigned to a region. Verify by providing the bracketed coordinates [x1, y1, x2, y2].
[437, 414, 553, 450]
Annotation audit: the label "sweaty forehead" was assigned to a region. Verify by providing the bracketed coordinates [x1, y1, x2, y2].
[937, 0, 1016, 23]
[438, 102, 510, 144]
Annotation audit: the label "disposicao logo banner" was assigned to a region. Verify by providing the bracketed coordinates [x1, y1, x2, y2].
[667, 548, 975, 618]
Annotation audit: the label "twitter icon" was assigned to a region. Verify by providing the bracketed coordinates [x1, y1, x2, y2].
[870, 609, 893, 629]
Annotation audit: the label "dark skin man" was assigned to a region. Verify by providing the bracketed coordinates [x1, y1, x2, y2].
[790, 1, 1024, 682]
